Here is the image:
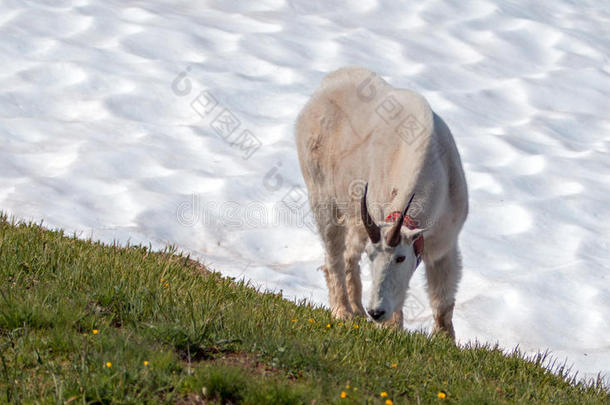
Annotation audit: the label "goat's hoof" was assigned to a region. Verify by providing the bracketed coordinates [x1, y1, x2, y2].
[350, 305, 367, 317]
[331, 307, 354, 320]
[432, 326, 456, 342]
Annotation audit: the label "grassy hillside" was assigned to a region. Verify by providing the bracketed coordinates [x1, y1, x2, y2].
[0, 214, 607, 404]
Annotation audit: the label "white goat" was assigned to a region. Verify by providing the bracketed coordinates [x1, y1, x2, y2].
[295, 67, 468, 338]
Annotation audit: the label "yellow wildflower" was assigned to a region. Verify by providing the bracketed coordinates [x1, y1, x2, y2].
[437, 392, 447, 399]
[291, 319, 296, 322]
[326, 323, 331, 328]
[380, 391, 388, 397]
[385, 400, 393, 405]
[353, 324, 359, 329]
[391, 363, 398, 368]
[308, 318, 314, 323]
[92, 329, 99, 335]
[340, 391, 347, 399]
[143, 361, 149, 366]
[106, 362, 112, 368]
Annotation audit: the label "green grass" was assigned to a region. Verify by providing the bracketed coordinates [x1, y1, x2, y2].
[0, 213, 607, 404]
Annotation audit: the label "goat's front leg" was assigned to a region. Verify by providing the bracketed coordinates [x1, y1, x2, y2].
[320, 221, 353, 319]
[343, 225, 367, 317]
[382, 309, 403, 329]
[424, 245, 462, 340]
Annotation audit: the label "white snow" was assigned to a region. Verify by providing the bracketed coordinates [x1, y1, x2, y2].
[1, 0, 609, 385]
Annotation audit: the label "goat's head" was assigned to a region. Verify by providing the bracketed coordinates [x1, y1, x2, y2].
[361, 184, 425, 322]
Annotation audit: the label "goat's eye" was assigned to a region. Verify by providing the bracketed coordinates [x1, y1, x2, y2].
[396, 256, 406, 263]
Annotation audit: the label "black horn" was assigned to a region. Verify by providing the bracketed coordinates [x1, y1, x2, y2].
[386, 193, 415, 247]
[361, 183, 381, 243]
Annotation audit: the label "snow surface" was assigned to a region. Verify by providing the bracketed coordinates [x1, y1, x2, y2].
[1, 0, 609, 384]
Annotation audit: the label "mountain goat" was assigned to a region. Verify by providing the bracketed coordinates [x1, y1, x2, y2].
[295, 67, 468, 338]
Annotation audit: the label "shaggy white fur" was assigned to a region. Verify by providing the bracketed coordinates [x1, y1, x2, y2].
[296, 67, 468, 338]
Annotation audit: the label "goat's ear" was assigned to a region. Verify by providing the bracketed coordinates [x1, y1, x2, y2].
[402, 227, 426, 242]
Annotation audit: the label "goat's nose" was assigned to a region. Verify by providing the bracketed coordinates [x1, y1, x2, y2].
[367, 309, 386, 321]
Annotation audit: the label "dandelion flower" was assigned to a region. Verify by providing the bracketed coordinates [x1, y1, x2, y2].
[106, 362, 112, 368]
[143, 361, 149, 366]
[92, 329, 99, 335]
[391, 363, 398, 368]
[308, 318, 314, 323]
[326, 323, 331, 328]
[437, 392, 447, 399]
[340, 391, 347, 399]
[353, 324, 359, 329]
[291, 319, 296, 322]
[385, 400, 393, 405]
[380, 391, 388, 397]
[164, 282, 169, 287]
